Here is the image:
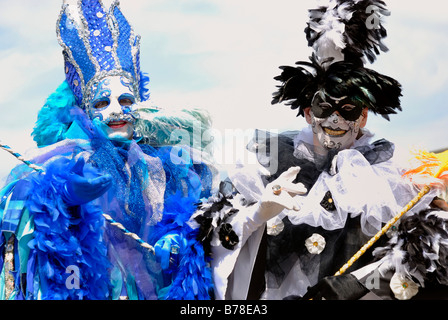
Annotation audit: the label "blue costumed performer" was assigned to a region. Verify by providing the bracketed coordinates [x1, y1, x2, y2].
[0, 0, 217, 300]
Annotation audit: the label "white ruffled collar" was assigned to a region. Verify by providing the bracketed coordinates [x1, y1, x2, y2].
[274, 126, 438, 236]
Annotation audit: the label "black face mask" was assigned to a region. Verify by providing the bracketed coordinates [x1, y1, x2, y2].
[311, 91, 364, 121]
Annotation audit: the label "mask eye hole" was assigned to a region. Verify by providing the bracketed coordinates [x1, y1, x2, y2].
[119, 98, 134, 106]
[341, 104, 356, 111]
[339, 104, 364, 121]
[118, 94, 135, 107]
[319, 102, 332, 111]
[94, 100, 110, 109]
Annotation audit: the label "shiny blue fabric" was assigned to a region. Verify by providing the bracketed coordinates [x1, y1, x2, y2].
[1, 180, 31, 233]
[113, 5, 135, 79]
[81, 0, 116, 72]
[59, 12, 96, 85]
[87, 133, 214, 299]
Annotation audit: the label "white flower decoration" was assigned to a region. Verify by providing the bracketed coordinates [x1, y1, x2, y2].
[267, 218, 285, 236]
[390, 273, 419, 300]
[305, 233, 326, 255]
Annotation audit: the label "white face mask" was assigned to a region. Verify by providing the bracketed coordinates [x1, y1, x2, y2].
[87, 76, 137, 141]
[310, 110, 364, 152]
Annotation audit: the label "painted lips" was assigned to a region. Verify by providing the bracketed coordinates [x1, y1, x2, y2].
[323, 127, 347, 137]
[108, 121, 128, 129]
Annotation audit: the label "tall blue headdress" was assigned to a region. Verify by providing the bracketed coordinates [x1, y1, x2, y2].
[56, 0, 148, 109]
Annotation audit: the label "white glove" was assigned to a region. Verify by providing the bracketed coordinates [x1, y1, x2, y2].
[257, 166, 307, 223]
[228, 167, 307, 247]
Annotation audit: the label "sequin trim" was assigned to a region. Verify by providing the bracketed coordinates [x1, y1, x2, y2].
[4, 235, 16, 300]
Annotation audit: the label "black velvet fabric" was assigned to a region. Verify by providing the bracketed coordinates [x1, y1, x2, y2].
[300, 274, 369, 300]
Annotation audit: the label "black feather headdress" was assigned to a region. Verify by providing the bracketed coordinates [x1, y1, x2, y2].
[272, 0, 402, 120]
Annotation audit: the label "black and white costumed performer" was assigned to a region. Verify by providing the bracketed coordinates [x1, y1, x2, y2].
[193, 0, 448, 300]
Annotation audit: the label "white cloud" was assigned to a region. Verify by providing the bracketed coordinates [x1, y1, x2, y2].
[126, 0, 316, 132]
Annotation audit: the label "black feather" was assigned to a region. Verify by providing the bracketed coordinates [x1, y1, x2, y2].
[304, 0, 390, 65]
[272, 56, 402, 119]
[375, 209, 448, 286]
[271, 56, 322, 116]
[341, 0, 390, 64]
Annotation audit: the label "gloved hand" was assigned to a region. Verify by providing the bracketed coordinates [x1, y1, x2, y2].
[257, 166, 307, 223]
[301, 274, 369, 300]
[62, 157, 113, 206]
[154, 233, 187, 270]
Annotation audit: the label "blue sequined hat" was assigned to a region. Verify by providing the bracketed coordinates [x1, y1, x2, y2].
[56, 0, 148, 108]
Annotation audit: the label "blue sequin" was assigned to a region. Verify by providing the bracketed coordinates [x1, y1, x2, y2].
[81, 0, 115, 71]
[113, 6, 135, 78]
[59, 12, 96, 84]
[64, 53, 83, 105]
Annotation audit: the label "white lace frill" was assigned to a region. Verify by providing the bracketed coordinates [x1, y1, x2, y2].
[230, 127, 439, 237]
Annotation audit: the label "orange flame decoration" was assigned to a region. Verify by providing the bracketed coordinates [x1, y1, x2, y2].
[403, 149, 448, 190]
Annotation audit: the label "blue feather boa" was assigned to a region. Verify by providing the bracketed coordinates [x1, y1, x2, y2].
[144, 146, 214, 299]
[26, 157, 111, 299]
[164, 226, 214, 299]
[152, 192, 214, 300]
[25, 145, 214, 299]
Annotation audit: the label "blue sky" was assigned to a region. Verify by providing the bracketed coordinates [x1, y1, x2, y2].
[1, 0, 448, 180]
